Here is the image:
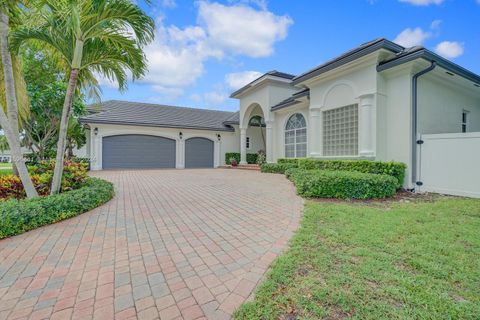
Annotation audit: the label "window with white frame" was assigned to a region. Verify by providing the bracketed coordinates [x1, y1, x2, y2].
[246, 136, 251, 149]
[323, 104, 358, 156]
[285, 113, 307, 158]
[462, 110, 469, 133]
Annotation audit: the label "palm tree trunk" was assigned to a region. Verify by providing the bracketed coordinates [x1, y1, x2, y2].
[0, 9, 38, 198]
[50, 68, 79, 194]
[0, 105, 37, 197]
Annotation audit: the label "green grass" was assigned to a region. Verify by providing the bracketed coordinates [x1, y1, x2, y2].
[235, 197, 480, 319]
[0, 168, 13, 176]
[0, 163, 12, 168]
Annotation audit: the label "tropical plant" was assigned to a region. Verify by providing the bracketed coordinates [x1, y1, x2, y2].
[0, 1, 38, 198]
[10, 0, 155, 194]
[0, 134, 8, 153]
[21, 46, 87, 161]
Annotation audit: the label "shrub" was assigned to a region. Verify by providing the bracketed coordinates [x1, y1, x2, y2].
[0, 178, 114, 239]
[261, 163, 298, 174]
[229, 157, 238, 167]
[32, 160, 88, 192]
[256, 152, 266, 165]
[0, 160, 88, 201]
[286, 168, 397, 199]
[225, 152, 258, 165]
[277, 158, 301, 165]
[297, 159, 406, 189]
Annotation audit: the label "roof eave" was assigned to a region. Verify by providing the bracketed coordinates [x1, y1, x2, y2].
[271, 100, 301, 111]
[79, 118, 235, 132]
[292, 39, 403, 85]
[377, 49, 480, 84]
[230, 75, 293, 99]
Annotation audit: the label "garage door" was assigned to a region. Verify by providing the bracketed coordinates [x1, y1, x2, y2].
[185, 137, 214, 168]
[102, 135, 176, 169]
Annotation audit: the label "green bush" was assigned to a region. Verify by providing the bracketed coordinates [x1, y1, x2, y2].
[0, 178, 114, 239]
[297, 159, 406, 189]
[277, 158, 301, 165]
[261, 163, 298, 174]
[286, 168, 397, 199]
[225, 152, 258, 165]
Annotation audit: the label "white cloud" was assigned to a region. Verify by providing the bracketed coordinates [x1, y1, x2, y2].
[204, 91, 228, 105]
[161, 0, 177, 8]
[430, 19, 442, 30]
[399, 0, 444, 5]
[198, 2, 293, 57]
[435, 41, 464, 59]
[225, 71, 263, 90]
[137, 2, 292, 100]
[394, 27, 431, 47]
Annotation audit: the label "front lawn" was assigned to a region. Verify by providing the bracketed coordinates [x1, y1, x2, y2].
[0, 163, 12, 168]
[235, 196, 480, 319]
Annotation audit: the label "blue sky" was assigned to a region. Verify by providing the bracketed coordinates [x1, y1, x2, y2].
[99, 0, 480, 111]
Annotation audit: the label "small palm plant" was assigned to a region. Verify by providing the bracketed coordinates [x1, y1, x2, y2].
[11, 0, 155, 194]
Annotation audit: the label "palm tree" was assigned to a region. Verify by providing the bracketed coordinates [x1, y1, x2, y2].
[0, 1, 38, 197]
[11, 0, 154, 194]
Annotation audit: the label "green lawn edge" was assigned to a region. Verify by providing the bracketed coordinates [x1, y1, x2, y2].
[235, 198, 480, 319]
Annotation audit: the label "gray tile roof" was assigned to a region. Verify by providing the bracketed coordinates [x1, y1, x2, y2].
[222, 111, 240, 125]
[271, 88, 310, 111]
[80, 100, 237, 132]
[377, 46, 480, 84]
[230, 70, 296, 98]
[292, 38, 404, 85]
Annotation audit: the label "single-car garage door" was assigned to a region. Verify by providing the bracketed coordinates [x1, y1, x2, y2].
[102, 135, 176, 169]
[185, 137, 214, 168]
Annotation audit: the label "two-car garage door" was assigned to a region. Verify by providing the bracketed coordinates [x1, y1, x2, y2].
[102, 135, 214, 169]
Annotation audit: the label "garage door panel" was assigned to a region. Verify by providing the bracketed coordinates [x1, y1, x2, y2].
[103, 135, 176, 169]
[185, 137, 214, 168]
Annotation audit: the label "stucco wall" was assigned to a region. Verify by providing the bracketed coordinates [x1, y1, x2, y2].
[380, 70, 413, 186]
[418, 75, 480, 134]
[85, 123, 239, 170]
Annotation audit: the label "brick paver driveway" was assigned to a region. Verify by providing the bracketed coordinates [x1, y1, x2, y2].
[0, 169, 302, 320]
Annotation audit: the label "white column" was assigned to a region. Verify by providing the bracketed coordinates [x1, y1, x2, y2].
[214, 138, 220, 168]
[91, 133, 102, 170]
[240, 127, 247, 164]
[265, 120, 274, 163]
[309, 106, 323, 157]
[90, 129, 100, 170]
[177, 139, 185, 169]
[358, 93, 376, 157]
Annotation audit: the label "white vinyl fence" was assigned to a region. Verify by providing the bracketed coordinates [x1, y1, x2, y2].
[419, 132, 480, 198]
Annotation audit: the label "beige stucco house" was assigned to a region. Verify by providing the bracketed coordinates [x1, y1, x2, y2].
[80, 38, 480, 196]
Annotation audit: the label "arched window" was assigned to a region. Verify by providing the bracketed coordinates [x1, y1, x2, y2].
[285, 113, 307, 158]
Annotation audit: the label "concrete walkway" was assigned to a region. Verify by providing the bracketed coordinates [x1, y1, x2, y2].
[0, 169, 303, 319]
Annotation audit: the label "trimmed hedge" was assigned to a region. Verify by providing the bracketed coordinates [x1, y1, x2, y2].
[277, 158, 302, 165]
[0, 178, 114, 239]
[297, 159, 406, 189]
[285, 168, 397, 199]
[260, 162, 298, 174]
[225, 152, 258, 165]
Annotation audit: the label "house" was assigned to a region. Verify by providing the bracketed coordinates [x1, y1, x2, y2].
[80, 38, 480, 197]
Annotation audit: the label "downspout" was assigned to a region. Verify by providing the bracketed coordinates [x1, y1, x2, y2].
[411, 61, 436, 188]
